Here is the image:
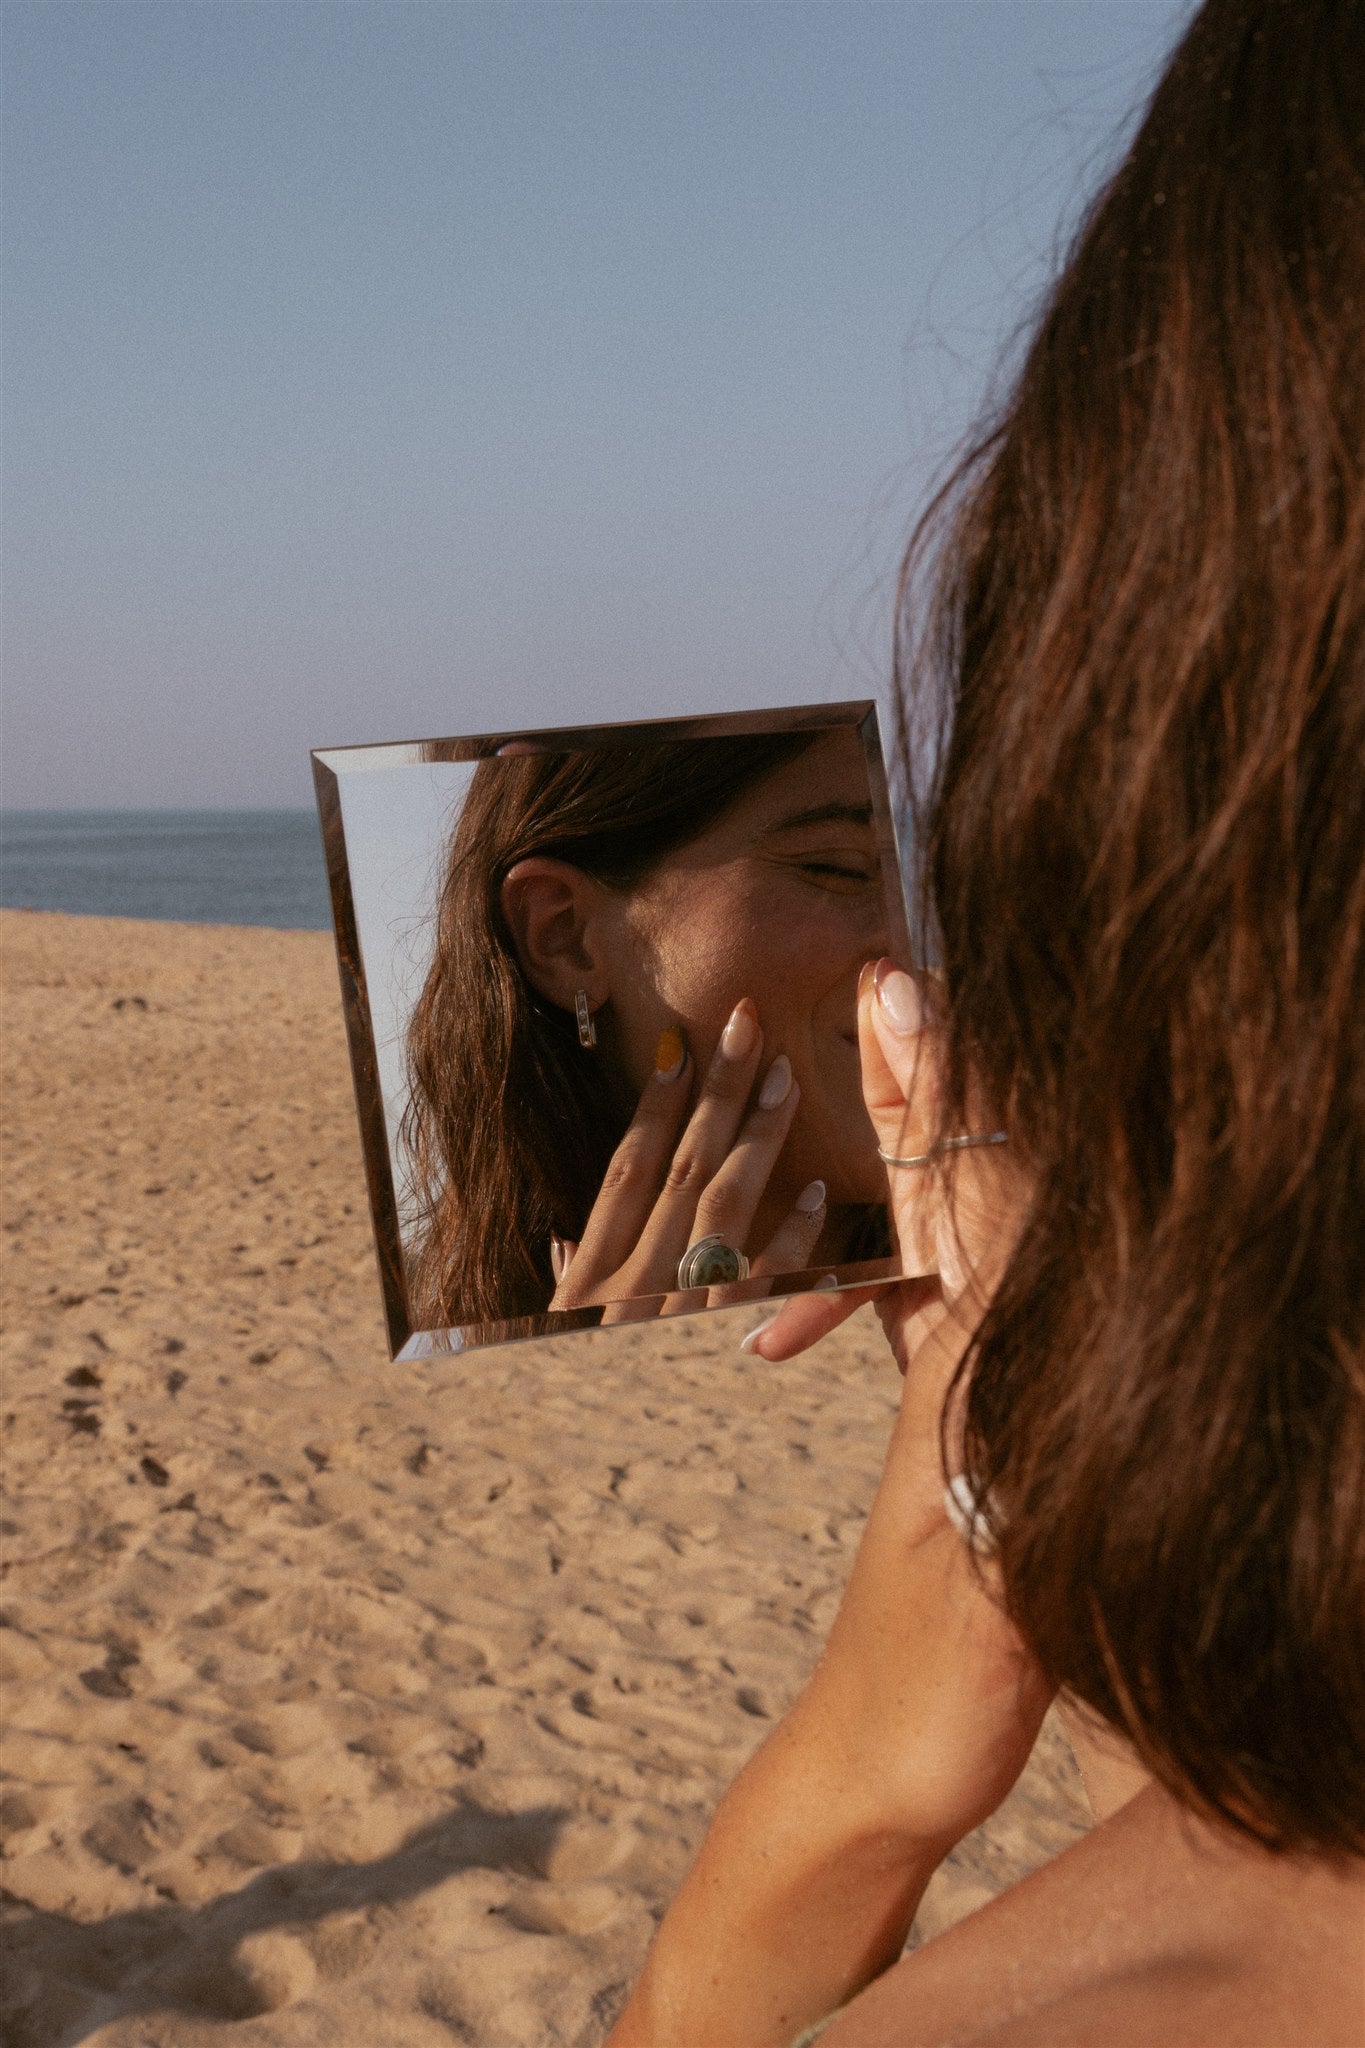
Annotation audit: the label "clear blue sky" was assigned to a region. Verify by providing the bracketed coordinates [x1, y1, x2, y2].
[3, 1, 1192, 808]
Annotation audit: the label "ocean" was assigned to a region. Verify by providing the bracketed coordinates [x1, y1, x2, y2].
[0, 811, 333, 931]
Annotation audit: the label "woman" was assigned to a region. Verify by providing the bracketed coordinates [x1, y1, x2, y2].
[604, 0, 1365, 2040]
[401, 723, 897, 1330]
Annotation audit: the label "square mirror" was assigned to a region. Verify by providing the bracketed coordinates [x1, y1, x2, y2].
[313, 703, 914, 1358]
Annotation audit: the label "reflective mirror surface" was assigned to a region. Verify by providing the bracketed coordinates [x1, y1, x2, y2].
[313, 704, 914, 1357]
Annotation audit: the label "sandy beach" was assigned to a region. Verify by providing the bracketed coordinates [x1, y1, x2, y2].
[1, 908, 1089, 2047]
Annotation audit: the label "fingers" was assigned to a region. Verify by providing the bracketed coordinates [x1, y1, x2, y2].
[741, 1280, 899, 1361]
[598, 1292, 667, 1326]
[745, 1176, 826, 1280]
[859, 957, 939, 1156]
[628, 999, 773, 1285]
[858, 958, 942, 1276]
[556, 1031, 694, 1295]
[560, 990, 895, 1315]
[555, 998, 781, 1305]
[701, 1172, 825, 1310]
[684, 1052, 803, 1254]
[860, 961, 1024, 1306]
[740, 1286, 857, 1360]
[548, 1236, 577, 1286]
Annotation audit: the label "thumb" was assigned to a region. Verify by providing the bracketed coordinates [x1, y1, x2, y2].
[858, 959, 943, 1275]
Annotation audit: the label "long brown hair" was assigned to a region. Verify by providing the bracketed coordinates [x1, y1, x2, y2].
[903, 0, 1364, 1853]
[402, 732, 819, 1328]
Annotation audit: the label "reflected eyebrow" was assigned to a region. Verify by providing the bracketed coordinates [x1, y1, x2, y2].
[760, 802, 875, 836]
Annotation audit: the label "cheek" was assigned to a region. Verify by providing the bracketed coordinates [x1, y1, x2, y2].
[632, 876, 765, 1050]
[745, 894, 874, 1021]
[651, 927, 754, 1053]
[642, 881, 861, 1050]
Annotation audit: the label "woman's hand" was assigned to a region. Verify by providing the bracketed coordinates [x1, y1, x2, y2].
[606, 969, 1045, 2047]
[548, 998, 829, 1317]
[740, 956, 1045, 1851]
[746, 958, 1024, 1362]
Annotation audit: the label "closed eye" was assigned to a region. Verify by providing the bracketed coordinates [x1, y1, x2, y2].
[792, 855, 879, 893]
[756, 815, 880, 891]
[802, 861, 875, 881]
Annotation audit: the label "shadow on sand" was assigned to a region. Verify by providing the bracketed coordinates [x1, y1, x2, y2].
[1, 1797, 572, 2047]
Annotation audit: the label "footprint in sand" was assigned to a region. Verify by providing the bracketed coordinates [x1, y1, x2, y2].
[228, 1700, 335, 1757]
[423, 1626, 492, 1677]
[540, 1813, 639, 1884]
[213, 1814, 305, 1867]
[164, 1929, 317, 2020]
[502, 1878, 624, 1935]
[306, 1906, 385, 1981]
[82, 1792, 182, 1874]
[0, 1784, 59, 1847]
[231, 1928, 317, 2008]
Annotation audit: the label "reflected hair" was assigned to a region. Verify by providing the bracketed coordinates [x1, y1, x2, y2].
[401, 732, 819, 1329]
[902, 0, 1364, 1853]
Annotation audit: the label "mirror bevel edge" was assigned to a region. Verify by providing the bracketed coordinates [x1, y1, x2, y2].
[312, 751, 413, 1357]
[311, 698, 877, 778]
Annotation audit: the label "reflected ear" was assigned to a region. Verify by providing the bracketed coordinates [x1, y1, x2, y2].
[500, 858, 610, 1014]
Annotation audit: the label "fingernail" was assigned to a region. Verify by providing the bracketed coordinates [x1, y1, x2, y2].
[654, 1026, 686, 1081]
[795, 1178, 825, 1214]
[758, 1053, 793, 1109]
[739, 1311, 781, 1355]
[720, 1000, 758, 1061]
[550, 1234, 568, 1284]
[813, 1273, 840, 1290]
[874, 960, 923, 1036]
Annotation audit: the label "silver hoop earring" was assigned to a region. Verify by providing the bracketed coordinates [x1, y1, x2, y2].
[575, 990, 597, 1050]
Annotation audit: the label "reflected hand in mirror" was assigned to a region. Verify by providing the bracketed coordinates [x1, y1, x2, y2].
[542, 998, 831, 1319]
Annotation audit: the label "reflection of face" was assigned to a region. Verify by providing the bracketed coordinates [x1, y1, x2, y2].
[597, 730, 890, 1213]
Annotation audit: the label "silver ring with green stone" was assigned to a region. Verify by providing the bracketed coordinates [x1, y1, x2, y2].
[676, 1235, 750, 1289]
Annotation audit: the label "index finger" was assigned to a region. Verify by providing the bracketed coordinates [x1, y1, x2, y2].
[741, 1280, 902, 1362]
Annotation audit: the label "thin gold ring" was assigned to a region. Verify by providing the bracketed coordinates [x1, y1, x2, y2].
[877, 1131, 1008, 1168]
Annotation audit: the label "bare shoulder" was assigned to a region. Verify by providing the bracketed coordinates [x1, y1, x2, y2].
[825, 1787, 1365, 2048]
[949, 1952, 1365, 2048]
